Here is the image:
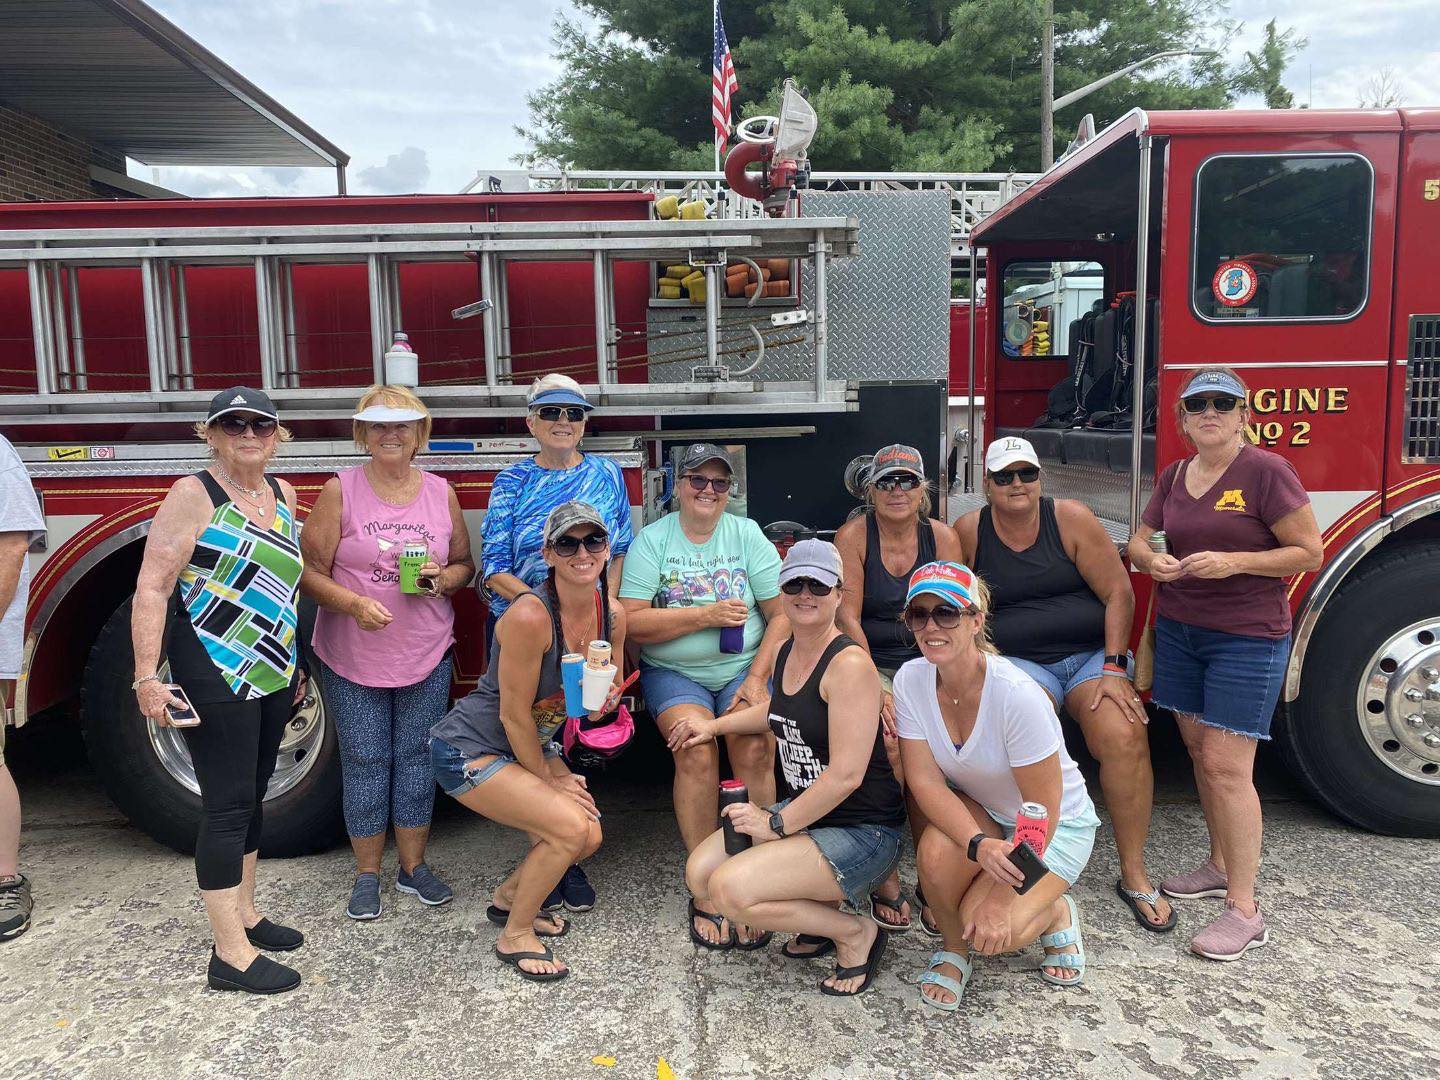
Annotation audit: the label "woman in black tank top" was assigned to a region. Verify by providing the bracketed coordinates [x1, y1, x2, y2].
[672, 540, 904, 997]
[955, 438, 1172, 932]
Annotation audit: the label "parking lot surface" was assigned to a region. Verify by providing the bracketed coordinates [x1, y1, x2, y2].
[2, 721, 1438, 1080]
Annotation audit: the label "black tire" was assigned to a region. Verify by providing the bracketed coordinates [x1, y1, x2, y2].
[81, 598, 344, 857]
[1282, 542, 1440, 837]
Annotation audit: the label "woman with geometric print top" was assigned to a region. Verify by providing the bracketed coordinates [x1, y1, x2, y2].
[132, 387, 309, 996]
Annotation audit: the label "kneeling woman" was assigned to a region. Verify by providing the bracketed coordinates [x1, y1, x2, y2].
[430, 502, 624, 982]
[893, 562, 1100, 1011]
[679, 540, 905, 997]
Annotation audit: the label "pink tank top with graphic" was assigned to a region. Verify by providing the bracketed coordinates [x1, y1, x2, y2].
[312, 466, 456, 687]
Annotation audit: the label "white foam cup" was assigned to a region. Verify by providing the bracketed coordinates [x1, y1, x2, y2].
[580, 663, 617, 711]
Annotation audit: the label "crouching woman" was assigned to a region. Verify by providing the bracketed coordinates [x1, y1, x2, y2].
[678, 539, 906, 997]
[894, 562, 1101, 1012]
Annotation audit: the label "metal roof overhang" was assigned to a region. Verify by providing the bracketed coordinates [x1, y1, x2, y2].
[0, 0, 347, 169]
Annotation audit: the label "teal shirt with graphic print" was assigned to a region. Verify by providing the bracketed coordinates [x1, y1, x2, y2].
[619, 512, 781, 690]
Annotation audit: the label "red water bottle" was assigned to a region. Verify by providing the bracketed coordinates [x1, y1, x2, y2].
[1013, 801, 1049, 857]
[720, 779, 751, 855]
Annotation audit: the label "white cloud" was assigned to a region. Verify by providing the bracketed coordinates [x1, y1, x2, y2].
[356, 146, 430, 192]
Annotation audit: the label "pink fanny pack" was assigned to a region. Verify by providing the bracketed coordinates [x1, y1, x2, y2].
[561, 704, 635, 768]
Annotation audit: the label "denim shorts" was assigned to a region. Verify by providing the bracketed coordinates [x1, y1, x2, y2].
[431, 735, 560, 797]
[1008, 648, 1132, 707]
[772, 799, 902, 911]
[640, 662, 749, 718]
[1151, 616, 1290, 740]
[986, 808, 1100, 886]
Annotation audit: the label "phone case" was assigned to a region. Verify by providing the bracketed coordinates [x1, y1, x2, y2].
[1006, 842, 1049, 894]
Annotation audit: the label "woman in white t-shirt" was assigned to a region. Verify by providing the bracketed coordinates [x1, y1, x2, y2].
[893, 562, 1101, 1012]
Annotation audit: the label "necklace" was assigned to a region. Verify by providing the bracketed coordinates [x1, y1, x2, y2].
[936, 672, 962, 707]
[214, 465, 267, 506]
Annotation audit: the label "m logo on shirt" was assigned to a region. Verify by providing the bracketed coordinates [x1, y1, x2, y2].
[1214, 489, 1247, 513]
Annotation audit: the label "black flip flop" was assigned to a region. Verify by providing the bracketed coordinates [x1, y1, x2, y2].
[782, 934, 836, 960]
[870, 890, 913, 932]
[688, 899, 734, 951]
[494, 943, 569, 983]
[732, 927, 774, 952]
[915, 884, 941, 938]
[1115, 880, 1177, 933]
[487, 904, 570, 938]
[818, 929, 888, 997]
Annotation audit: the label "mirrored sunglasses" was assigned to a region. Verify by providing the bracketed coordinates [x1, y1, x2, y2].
[874, 475, 921, 492]
[534, 405, 588, 423]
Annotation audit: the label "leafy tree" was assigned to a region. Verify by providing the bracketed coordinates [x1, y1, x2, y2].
[520, 1, 1300, 173]
[1236, 19, 1304, 109]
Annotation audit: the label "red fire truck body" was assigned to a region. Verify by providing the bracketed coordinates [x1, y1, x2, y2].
[968, 107, 1440, 835]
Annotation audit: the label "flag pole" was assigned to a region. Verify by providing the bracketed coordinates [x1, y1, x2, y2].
[713, 0, 721, 175]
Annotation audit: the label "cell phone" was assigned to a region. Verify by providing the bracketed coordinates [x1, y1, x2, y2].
[163, 684, 201, 728]
[1006, 841, 1049, 895]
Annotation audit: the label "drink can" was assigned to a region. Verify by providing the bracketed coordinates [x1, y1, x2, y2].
[719, 779, 751, 855]
[1013, 800, 1049, 857]
[586, 640, 612, 669]
[398, 542, 428, 594]
[1147, 531, 1168, 554]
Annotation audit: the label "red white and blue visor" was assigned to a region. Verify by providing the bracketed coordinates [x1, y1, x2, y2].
[905, 561, 978, 610]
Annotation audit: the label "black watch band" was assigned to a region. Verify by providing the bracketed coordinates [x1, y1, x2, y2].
[769, 811, 787, 838]
[967, 832, 987, 862]
[1104, 653, 1128, 669]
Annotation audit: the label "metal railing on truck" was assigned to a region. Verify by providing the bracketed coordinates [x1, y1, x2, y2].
[0, 217, 859, 424]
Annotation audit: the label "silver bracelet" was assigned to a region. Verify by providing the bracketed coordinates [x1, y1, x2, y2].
[132, 674, 164, 691]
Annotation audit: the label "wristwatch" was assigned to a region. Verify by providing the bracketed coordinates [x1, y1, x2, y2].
[967, 832, 987, 862]
[768, 811, 788, 838]
[1104, 654, 1128, 669]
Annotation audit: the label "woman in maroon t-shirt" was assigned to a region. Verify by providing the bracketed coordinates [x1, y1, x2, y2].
[1129, 366, 1321, 964]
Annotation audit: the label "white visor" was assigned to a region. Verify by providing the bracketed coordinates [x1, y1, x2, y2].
[353, 405, 426, 423]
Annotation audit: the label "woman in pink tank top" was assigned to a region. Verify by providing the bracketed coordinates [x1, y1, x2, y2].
[301, 386, 474, 919]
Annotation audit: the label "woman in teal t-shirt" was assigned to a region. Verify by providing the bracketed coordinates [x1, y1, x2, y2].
[619, 443, 789, 950]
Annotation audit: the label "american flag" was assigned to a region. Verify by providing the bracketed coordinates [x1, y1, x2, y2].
[712, 3, 738, 159]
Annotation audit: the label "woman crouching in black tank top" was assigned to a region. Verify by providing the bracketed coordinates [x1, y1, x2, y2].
[675, 540, 905, 997]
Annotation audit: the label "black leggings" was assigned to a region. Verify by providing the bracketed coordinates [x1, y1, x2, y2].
[179, 688, 291, 891]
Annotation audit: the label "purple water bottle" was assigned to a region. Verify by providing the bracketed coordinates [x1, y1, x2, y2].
[718, 583, 746, 654]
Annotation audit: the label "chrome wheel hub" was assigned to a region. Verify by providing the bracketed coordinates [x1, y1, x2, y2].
[1357, 619, 1440, 786]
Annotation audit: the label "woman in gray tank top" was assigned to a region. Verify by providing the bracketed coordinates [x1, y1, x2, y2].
[430, 501, 626, 983]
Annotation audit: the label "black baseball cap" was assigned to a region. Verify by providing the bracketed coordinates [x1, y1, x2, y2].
[679, 442, 734, 474]
[207, 386, 279, 423]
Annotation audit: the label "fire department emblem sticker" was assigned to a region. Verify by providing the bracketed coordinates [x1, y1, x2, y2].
[1212, 260, 1258, 307]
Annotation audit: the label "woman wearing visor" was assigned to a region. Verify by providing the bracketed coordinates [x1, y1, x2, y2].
[956, 436, 1170, 932]
[302, 385, 474, 921]
[481, 373, 633, 912]
[1129, 367, 1320, 962]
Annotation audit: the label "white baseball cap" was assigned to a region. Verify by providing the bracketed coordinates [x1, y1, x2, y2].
[984, 436, 1040, 474]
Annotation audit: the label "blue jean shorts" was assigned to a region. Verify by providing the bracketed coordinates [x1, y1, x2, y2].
[431, 735, 560, 797]
[640, 662, 750, 718]
[1151, 616, 1290, 740]
[1008, 648, 1132, 707]
[772, 799, 902, 911]
[986, 808, 1100, 886]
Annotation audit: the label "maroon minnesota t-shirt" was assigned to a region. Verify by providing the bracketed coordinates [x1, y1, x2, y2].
[1142, 443, 1310, 639]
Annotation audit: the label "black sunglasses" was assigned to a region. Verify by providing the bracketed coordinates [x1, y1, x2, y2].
[902, 603, 969, 631]
[685, 474, 733, 494]
[989, 466, 1040, 486]
[874, 475, 921, 492]
[534, 405, 588, 423]
[550, 531, 609, 557]
[1182, 394, 1241, 415]
[216, 415, 278, 438]
[780, 577, 834, 597]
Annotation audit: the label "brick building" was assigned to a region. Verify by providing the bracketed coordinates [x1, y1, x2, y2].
[0, 0, 347, 203]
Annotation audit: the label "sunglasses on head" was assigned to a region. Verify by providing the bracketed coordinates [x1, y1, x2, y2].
[989, 466, 1040, 486]
[780, 577, 834, 597]
[534, 405, 587, 423]
[216, 415, 278, 438]
[902, 602, 971, 631]
[1182, 394, 1241, 415]
[874, 475, 921, 492]
[550, 531, 609, 557]
[685, 474, 732, 494]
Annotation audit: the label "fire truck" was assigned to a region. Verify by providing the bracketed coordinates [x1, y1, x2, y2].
[963, 107, 1440, 837]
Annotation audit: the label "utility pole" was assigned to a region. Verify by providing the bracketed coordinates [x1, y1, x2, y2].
[1040, 0, 1055, 171]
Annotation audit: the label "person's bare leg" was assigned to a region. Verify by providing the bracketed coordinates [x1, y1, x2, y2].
[1177, 714, 1224, 871]
[725, 731, 776, 810]
[1194, 726, 1261, 913]
[237, 850, 263, 928]
[868, 737, 912, 930]
[657, 704, 732, 944]
[1068, 687, 1170, 926]
[0, 763, 19, 880]
[914, 823, 989, 1006]
[997, 873, 1083, 981]
[395, 825, 428, 876]
[350, 831, 386, 877]
[203, 884, 257, 969]
[492, 839, 567, 937]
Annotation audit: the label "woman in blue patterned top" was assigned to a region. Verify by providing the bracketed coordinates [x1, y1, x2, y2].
[480, 373, 633, 911]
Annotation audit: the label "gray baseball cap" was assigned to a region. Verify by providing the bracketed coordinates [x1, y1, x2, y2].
[543, 500, 608, 545]
[779, 538, 843, 588]
[679, 442, 734, 474]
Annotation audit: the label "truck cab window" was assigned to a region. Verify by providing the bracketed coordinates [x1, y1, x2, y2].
[1000, 261, 1104, 360]
[1193, 154, 1372, 322]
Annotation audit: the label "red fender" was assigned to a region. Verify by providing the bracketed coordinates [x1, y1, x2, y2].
[724, 139, 772, 202]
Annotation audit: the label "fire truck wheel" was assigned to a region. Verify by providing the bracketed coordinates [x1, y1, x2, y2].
[1281, 542, 1440, 838]
[81, 598, 345, 857]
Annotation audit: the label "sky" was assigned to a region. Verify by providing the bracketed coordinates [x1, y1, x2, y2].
[142, 0, 1440, 198]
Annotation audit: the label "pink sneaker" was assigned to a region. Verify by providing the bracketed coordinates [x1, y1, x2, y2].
[1160, 859, 1228, 900]
[1191, 900, 1268, 961]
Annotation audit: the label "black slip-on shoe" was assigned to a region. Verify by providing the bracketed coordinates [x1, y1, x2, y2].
[245, 918, 305, 952]
[207, 950, 302, 994]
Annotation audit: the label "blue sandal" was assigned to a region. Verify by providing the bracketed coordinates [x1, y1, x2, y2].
[1039, 894, 1086, 987]
[917, 950, 972, 1012]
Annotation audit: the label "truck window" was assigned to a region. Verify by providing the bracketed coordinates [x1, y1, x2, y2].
[1193, 154, 1372, 322]
[1000, 260, 1104, 359]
